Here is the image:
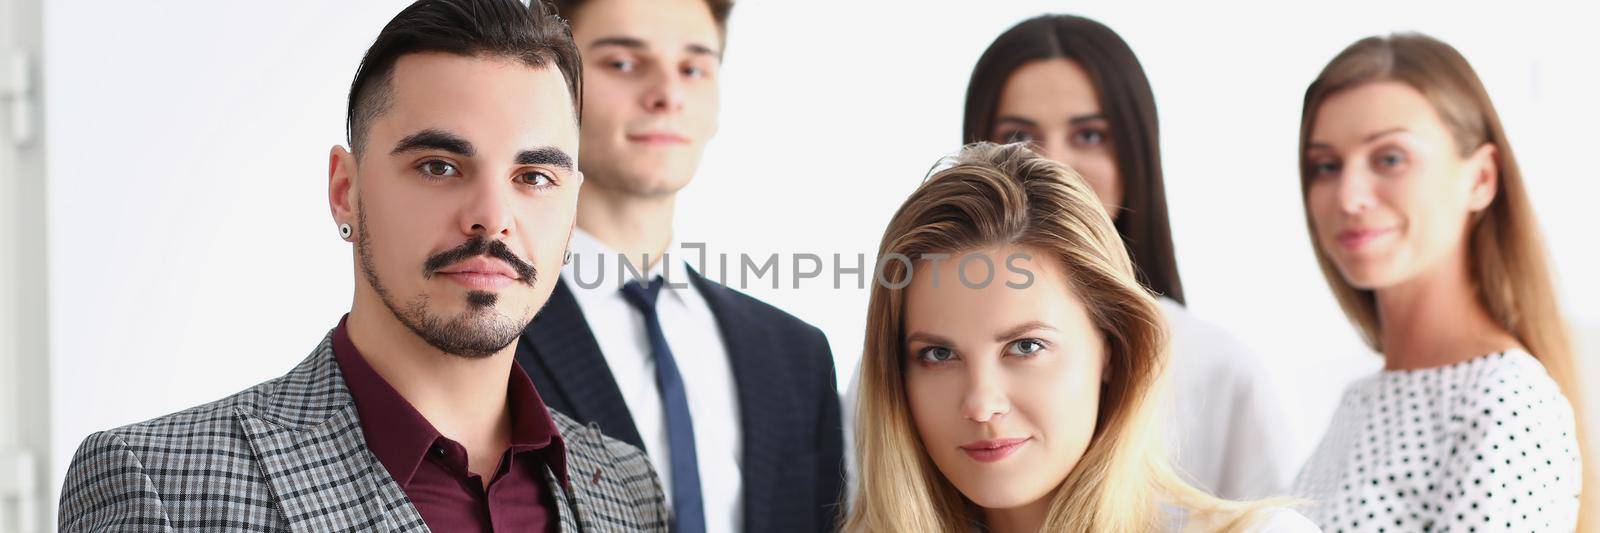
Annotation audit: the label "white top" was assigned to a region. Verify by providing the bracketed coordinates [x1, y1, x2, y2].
[562, 228, 744, 533]
[1292, 350, 1582, 531]
[1159, 298, 1298, 500]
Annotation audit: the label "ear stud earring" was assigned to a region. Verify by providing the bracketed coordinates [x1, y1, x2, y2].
[339, 223, 353, 240]
[563, 250, 572, 265]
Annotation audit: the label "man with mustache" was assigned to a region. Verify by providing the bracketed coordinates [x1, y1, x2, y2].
[57, 1, 665, 531]
[515, 1, 844, 532]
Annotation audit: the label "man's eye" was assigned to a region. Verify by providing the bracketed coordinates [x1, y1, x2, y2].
[419, 160, 459, 178]
[607, 59, 635, 72]
[518, 171, 554, 188]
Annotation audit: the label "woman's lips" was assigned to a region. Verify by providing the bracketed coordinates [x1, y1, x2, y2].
[959, 437, 1030, 463]
[1336, 227, 1394, 251]
[627, 132, 689, 145]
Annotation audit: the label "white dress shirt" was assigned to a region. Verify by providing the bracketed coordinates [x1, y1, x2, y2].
[562, 228, 744, 533]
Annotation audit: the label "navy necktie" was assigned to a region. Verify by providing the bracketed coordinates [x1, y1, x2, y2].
[620, 277, 705, 533]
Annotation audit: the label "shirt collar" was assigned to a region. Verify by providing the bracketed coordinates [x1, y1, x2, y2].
[564, 227, 695, 304]
[332, 315, 568, 488]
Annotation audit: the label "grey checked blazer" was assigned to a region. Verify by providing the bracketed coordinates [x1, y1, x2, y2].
[59, 332, 669, 532]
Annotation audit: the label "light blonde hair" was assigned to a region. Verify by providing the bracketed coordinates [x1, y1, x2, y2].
[846, 143, 1280, 532]
[1297, 33, 1594, 526]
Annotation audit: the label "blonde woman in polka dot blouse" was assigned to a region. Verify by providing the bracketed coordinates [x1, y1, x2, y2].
[1287, 33, 1590, 531]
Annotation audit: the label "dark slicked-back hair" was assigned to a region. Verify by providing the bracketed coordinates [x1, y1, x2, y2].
[346, 0, 582, 156]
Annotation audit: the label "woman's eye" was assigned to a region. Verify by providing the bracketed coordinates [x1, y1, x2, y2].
[1374, 150, 1406, 169]
[1006, 339, 1046, 357]
[683, 65, 705, 78]
[518, 171, 555, 188]
[419, 160, 459, 178]
[1308, 159, 1340, 178]
[999, 130, 1034, 144]
[918, 346, 957, 364]
[1072, 128, 1107, 146]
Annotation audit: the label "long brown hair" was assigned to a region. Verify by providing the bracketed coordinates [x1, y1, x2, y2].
[846, 143, 1274, 532]
[963, 14, 1185, 305]
[1297, 32, 1594, 526]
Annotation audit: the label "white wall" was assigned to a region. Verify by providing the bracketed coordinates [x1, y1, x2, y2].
[4, 0, 49, 530]
[41, 0, 1600, 517]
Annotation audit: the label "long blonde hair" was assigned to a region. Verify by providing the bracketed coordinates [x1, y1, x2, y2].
[1297, 33, 1594, 526]
[847, 143, 1273, 532]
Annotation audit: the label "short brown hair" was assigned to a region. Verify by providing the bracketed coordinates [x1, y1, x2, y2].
[548, 0, 733, 37]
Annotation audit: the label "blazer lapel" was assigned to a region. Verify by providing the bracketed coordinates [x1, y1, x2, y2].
[520, 278, 646, 449]
[237, 339, 426, 532]
[545, 464, 582, 533]
[688, 271, 795, 533]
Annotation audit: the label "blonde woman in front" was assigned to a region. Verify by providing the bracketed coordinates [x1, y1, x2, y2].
[1290, 33, 1590, 531]
[845, 143, 1316, 532]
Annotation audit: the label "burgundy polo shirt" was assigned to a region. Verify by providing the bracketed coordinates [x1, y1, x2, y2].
[332, 317, 568, 532]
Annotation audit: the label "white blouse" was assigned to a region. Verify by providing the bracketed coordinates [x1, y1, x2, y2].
[1159, 298, 1299, 500]
[1292, 350, 1582, 531]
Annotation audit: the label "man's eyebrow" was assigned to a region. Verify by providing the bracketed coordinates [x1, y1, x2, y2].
[516, 147, 574, 171]
[391, 129, 474, 157]
[589, 36, 647, 51]
[686, 43, 720, 58]
[591, 36, 722, 60]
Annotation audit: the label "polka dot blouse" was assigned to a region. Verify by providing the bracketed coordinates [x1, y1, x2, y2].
[1292, 350, 1581, 532]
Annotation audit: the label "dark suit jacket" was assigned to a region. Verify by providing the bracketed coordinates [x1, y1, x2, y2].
[516, 270, 845, 533]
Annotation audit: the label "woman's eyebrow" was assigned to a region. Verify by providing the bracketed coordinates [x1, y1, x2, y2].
[994, 321, 1057, 342]
[1068, 113, 1106, 125]
[905, 331, 954, 346]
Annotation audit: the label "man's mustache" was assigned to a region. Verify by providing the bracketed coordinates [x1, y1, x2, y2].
[422, 237, 537, 285]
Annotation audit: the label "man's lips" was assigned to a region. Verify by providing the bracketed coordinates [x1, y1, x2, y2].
[959, 437, 1030, 463]
[626, 131, 689, 145]
[1335, 227, 1395, 251]
[435, 257, 520, 290]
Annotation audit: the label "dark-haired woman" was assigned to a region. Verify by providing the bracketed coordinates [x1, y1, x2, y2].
[961, 14, 1296, 500]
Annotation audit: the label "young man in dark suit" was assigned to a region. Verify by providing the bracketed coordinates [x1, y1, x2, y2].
[515, 1, 845, 532]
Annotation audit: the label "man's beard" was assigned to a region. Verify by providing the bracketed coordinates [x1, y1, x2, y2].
[355, 207, 538, 359]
